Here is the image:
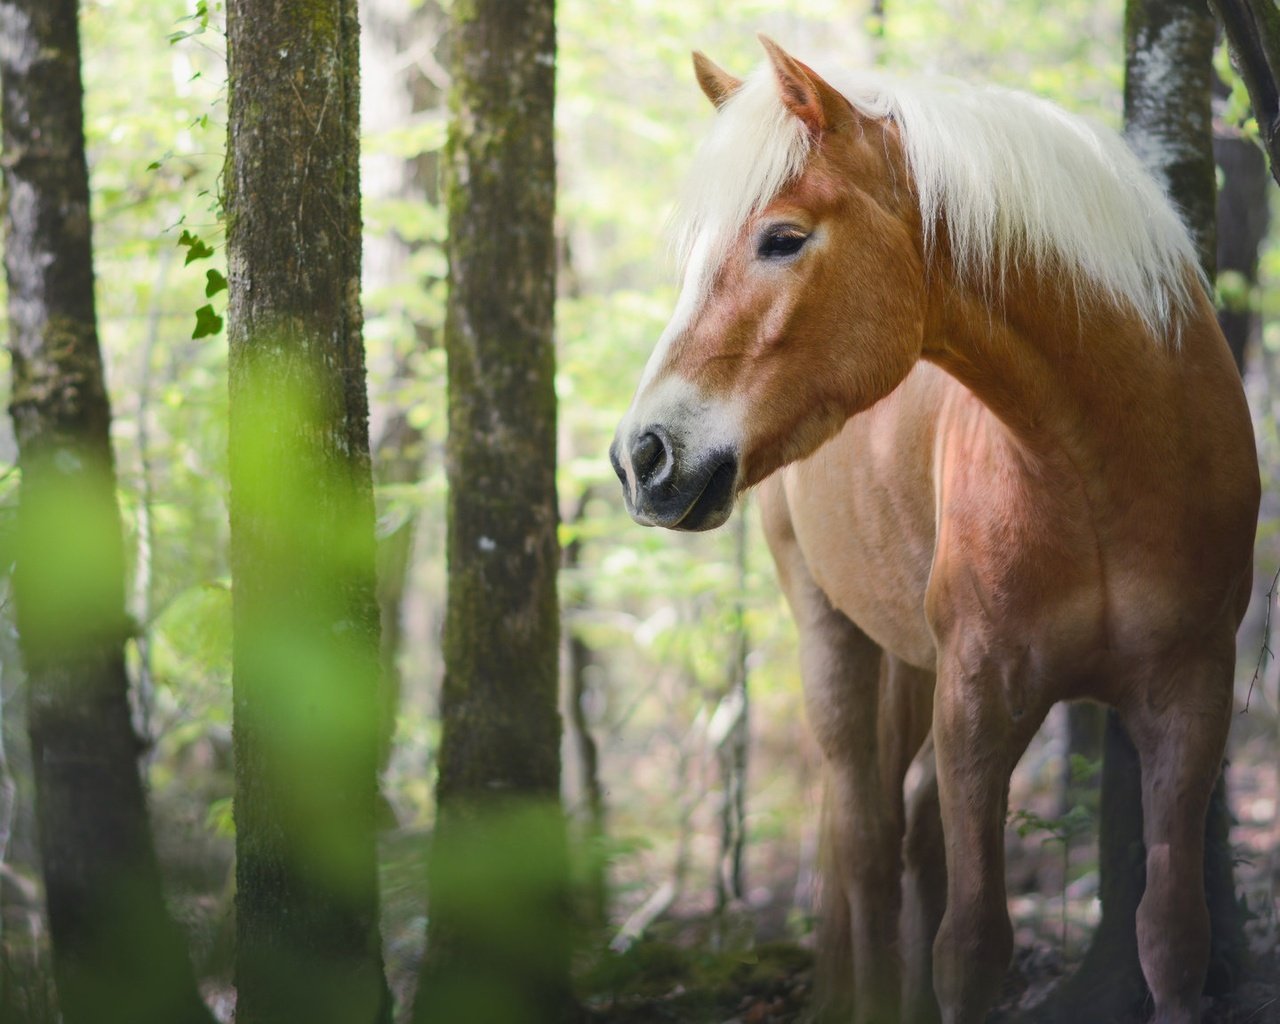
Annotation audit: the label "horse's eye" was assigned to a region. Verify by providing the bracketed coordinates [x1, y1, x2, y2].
[758, 227, 809, 259]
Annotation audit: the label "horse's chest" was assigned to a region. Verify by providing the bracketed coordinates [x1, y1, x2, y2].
[783, 405, 1108, 677]
[783, 446, 938, 669]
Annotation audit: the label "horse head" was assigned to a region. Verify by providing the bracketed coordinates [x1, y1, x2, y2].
[611, 37, 926, 531]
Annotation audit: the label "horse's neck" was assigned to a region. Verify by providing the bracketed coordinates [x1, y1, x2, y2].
[920, 263, 1241, 491]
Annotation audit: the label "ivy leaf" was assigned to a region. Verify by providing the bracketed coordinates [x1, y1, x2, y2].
[192, 304, 223, 339]
[205, 269, 228, 297]
[177, 229, 215, 264]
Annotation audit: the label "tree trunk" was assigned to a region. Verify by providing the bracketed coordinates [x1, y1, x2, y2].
[412, 0, 570, 1020]
[0, 3, 213, 1022]
[1048, 2, 1245, 1016]
[1046, 714, 1150, 1021]
[1059, 701, 1104, 818]
[1123, 0, 1219, 274]
[1211, 0, 1280, 183]
[1213, 126, 1269, 371]
[714, 508, 750, 921]
[224, 0, 390, 1021]
[562, 489, 607, 931]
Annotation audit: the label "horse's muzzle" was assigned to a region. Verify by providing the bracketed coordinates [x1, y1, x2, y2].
[610, 428, 738, 532]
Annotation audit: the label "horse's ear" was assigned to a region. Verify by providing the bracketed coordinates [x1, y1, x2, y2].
[758, 34, 843, 136]
[692, 50, 743, 109]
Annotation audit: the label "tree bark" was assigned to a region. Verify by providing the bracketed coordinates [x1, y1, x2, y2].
[1124, 0, 1220, 273]
[1211, 0, 1280, 183]
[224, 0, 390, 1021]
[412, 0, 570, 1019]
[0, 2, 214, 1022]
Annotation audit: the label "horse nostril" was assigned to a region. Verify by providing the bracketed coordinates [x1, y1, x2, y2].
[632, 431, 667, 483]
[609, 440, 626, 485]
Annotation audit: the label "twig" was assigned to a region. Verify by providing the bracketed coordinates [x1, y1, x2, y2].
[1243, 564, 1280, 713]
[610, 690, 707, 953]
[609, 880, 677, 954]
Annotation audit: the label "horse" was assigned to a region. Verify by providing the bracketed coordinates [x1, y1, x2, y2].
[609, 36, 1259, 1024]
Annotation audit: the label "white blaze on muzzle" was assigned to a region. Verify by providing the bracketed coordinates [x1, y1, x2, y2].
[616, 230, 744, 496]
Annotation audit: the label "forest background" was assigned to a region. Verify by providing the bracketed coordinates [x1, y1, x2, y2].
[0, 0, 1276, 1020]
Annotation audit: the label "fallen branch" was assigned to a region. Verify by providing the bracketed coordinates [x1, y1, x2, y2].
[609, 880, 678, 954]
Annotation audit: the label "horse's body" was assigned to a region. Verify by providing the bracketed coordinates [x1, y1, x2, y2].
[611, 39, 1259, 1024]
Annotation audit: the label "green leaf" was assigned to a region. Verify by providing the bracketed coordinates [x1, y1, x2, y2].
[192, 304, 223, 339]
[177, 228, 215, 264]
[205, 796, 235, 839]
[185, 238, 214, 264]
[1068, 753, 1102, 785]
[205, 268, 227, 297]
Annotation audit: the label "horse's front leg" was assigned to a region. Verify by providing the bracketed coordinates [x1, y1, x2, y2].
[1123, 647, 1234, 1024]
[900, 734, 944, 1024]
[929, 654, 1045, 1024]
[802, 610, 903, 1024]
[877, 659, 942, 1024]
[763, 484, 904, 1024]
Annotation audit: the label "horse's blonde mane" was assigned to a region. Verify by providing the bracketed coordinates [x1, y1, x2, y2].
[673, 63, 1203, 336]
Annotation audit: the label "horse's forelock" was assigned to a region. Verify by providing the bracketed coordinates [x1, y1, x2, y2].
[669, 67, 812, 276]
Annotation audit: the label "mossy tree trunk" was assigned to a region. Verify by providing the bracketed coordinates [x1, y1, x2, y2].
[1050, 3, 1245, 1017]
[0, 2, 214, 1022]
[224, 0, 390, 1022]
[412, 0, 570, 1020]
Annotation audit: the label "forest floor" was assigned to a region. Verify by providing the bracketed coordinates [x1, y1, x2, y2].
[568, 730, 1280, 1024]
[574, 939, 1280, 1023]
[9, 716, 1267, 1024]
[572, 879, 1280, 1024]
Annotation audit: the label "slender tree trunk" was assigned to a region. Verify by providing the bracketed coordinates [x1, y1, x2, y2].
[1048, 3, 1244, 1016]
[1059, 702, 1104, 818]
[1213, 124, 1269, 371]
[224, 0, 390, 1021]
[714, 508, 750, 920]
[0, 3, 213, 1022]
[412, 0, 570, 1019]
[562, 488, 607, 930]
[373, 410, 421, 788]
[1050, 715, 1150, 1020]
[565, 629, 607, 927]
